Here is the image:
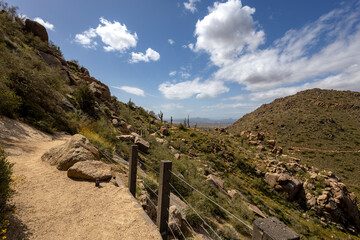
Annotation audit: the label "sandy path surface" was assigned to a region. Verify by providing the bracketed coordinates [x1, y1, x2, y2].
[0, 117, 161, 240]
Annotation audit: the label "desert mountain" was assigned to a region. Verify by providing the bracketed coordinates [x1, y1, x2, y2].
[1, 7, 360, 239]
[228, 89, 360, 196]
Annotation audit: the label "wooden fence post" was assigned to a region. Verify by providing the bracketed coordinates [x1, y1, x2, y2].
[157, 160, 172, 239]
[128, 145, 138, 197]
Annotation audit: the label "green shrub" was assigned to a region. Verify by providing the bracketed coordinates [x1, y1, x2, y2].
[0, 147, 13, 221]
[74, 84, 96, 116]
[0, 88, 21, 117]
[178, 123, 186, 131]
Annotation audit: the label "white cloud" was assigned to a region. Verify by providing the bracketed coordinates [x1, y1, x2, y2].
[202, 102, 258, 109]
[248, 64, 360, 101]
[74, 28, 97, 48]
[33, 17, 54, 31]
[214, 4, 360, 92]
[74, 17, 138, 52]
[158, 78, 229, 99]
[96, 17, 138, 52]
[112, 86, 145, 96]
[180, 72, 191, 79]
[188, 43, 194, 50]
[194, 0, 265, 66]
[130, 48, 160, 63]
[184, 0, 201, 13]
[160, 103, 184, 110]
[221, 95, 245, 101]
[168, 39, 175, 45]
[169, 71, 177, 76]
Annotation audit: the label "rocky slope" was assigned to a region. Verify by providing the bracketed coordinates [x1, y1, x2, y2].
[228, 89, 360, 197]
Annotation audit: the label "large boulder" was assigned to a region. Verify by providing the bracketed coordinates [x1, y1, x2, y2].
[39, 51, 63, 68]
[135, 137, 150, 153]
[42, 134, 100, 170]
[265, 173, 303, 201]
[25, 19, 48, 42]
[86, 78, 111, 102]
[67, 160, 112, 180]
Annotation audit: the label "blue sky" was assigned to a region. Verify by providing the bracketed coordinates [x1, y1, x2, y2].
[11, 0, 360, 119]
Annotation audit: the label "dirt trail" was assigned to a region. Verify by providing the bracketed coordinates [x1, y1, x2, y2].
[0, 117, 161, 240]
[290, 146, 360, 153]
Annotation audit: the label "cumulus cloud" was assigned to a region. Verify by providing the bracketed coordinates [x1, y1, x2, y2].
[158, 78, 229, 99]
[184, 0, 201, 13]
[33, 17, 55, 31]
[112, 86, 145, 96]
[74, 28, 97, 48]
[168, 39, 175, 45]
[74, 17, 138, 52]
[194, 0, 265, 66]
[214, 4, 360, 92]
[96, 17, 138, 52]
[130, 48, 160, 63]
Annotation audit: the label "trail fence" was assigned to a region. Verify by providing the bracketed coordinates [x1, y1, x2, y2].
[97, 144, 299, 240]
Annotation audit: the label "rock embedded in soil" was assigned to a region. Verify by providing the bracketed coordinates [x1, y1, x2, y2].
[67, 160, 112, 180]
[41, 134, 100, 170]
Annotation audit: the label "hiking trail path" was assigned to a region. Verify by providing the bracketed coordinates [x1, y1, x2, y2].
[0, 117, 161, 240]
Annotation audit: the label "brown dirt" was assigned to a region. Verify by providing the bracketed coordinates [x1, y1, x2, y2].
[290, 146, 360, 153]
[0, 117, 161, 240]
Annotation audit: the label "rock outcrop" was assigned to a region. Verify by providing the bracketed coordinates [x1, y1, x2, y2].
[42, 134, 100, 170]
[25, 19, 48, 42]
[67, 160, 112, 181]
[262, 157, 360, 231]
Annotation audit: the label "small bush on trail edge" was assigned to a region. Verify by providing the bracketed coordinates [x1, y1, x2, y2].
[0, 147, 13, 222]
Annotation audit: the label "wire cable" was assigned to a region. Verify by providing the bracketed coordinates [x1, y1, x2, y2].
[169, 211, 186, 240]
[170, 183, 222, 240]
[145, 195, 157, 209]
[167, 221, 178, 240]
[137, 149, 162, 164]
[138, 175, 158, 198]
[138, 159, 160, 175]
[171, 171, 253, 232]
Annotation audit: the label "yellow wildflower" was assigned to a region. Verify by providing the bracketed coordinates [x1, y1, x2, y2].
[14, 210, 17, 214]
[1, 229, 6, 234]
[3, 236, 6, 239]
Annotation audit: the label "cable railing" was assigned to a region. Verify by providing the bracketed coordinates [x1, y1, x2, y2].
[93, 144, 298, 240]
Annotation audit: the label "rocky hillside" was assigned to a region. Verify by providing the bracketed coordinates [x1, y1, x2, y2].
[1, 7, 360, 239]
[228, 89, 360, 196]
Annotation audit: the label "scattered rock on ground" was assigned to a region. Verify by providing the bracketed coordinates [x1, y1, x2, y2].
[207, 174, 224, 190]
[117, 135, 135, 142]
[168, 206, 183, 237]
[67, 160, 112, 181]
[135, 137, 150, 153]
[248, 204, 266, 218]
[160, 127, 170, 136]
